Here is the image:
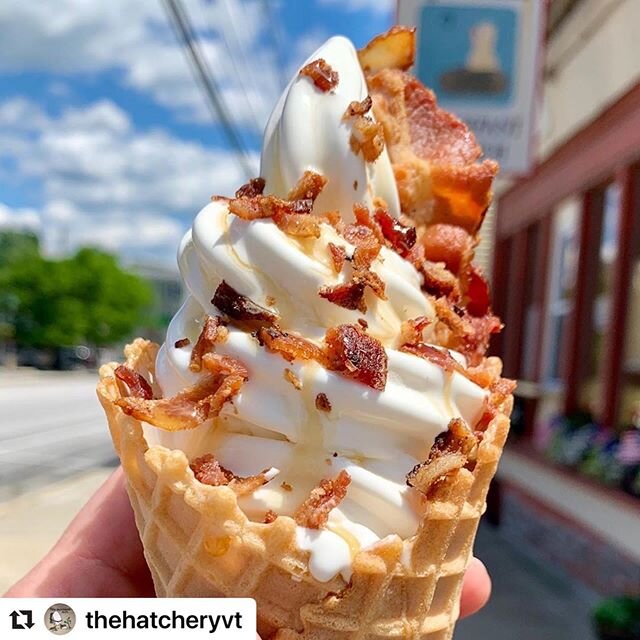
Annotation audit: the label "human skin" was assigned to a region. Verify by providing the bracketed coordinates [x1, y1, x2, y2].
[5, 468, 491, 622]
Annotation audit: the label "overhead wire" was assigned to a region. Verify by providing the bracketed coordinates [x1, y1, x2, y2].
[161, 0, 256, 178]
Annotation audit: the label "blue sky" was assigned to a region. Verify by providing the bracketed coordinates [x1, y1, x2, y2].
[0, 0, 394, 266]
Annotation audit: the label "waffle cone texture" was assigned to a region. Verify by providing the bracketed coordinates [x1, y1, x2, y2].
[98, 338, 512, 639]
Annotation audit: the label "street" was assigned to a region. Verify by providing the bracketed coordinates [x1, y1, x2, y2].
[0, 370, 117, 500]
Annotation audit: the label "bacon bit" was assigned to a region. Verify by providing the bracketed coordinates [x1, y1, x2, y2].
[299, 58, 339, 92]
[315, 393, 332, 412]
[189, 316, 228, 372]
[294, 470, 351, 529]
[421, 224, 474, 275]
[374, 207, 416, 258]
[357, 318, 368, 329]
[257, 326, 328, 365]
[400, 343, 458, 373]
[490, 377, 517, 411]
[417, 258, 461, 299]
[114, 365, 154, 400]
[190, 453, 270, 496]
[343, 95, 373, 119]
[229, 194, 311, 221]
[273, 212, 321, 238]
[325, 324, 388, 391]
[263, 510, 278, 524]
[235, 177, 266, 198]
[351, 202, 385, 245]
[266, 295, 276, 306]
[464, 266, 491, 317]
[400, 316, 431, 346]
[433, 297, 501, 366]
[323, 210, 343, 228]
[287, 170, 327, 202]
[281, 481, 293, 492]
[174, 338, 191, 349]
[328, 242, 347, 273]
[212, 281, 278, 328]
[116, 370, 244, 432]
[349, 115, 385, 162]
[284, 367, 302, 390]
[406, 418, 478, 494]
[319, 280, 367, 313]
[319, 267, 386, 313]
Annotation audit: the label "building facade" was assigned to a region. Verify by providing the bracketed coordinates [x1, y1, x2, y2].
[491, 0, 640, 594]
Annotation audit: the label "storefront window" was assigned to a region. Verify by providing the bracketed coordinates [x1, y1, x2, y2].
[578, 184, 620, 416]
[543, 197, 580, 384]
[620, 218, 640, 427]
[521, 224, 542, 381]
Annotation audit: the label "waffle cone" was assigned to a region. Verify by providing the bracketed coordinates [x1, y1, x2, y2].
[98, 338, 511, 639]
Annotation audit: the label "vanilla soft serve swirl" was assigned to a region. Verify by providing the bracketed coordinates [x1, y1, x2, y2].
[152, 37, 487, 582]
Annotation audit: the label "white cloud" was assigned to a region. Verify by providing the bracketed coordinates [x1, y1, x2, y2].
[0, 97, 256, 263]
[0, 0, 282, 128]
[317, 0, 394, 15]
[0, 203, 41, 231]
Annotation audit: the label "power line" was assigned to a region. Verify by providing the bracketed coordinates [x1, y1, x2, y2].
[161, 0, 256, 178]
[260, 0, 288, 90]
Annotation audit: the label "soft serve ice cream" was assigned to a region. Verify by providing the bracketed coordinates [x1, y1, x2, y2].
[150, 37, 487, 582]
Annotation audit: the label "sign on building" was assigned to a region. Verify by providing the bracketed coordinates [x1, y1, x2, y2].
[398, 0, 544, 175]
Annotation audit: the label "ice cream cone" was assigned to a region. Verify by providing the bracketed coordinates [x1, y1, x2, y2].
[98, 338, 511, 639]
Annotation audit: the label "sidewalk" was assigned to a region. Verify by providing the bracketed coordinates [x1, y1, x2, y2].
[0, 469, 597, 637]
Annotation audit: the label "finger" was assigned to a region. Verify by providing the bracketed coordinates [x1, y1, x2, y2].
[6, 467, 154, 598]
[459, 557, 491, 619]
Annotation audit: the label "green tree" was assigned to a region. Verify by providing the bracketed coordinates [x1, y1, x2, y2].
[0, 243, 154, 348]
[0, 231, 40, 267]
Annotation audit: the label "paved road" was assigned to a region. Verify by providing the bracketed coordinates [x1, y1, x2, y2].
[0, 369, 116, 499]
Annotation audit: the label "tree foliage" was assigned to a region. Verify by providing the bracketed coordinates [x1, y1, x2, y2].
[0, 233, 154, 348]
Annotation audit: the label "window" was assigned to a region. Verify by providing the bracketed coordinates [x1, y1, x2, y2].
[543, 197, 580, 384]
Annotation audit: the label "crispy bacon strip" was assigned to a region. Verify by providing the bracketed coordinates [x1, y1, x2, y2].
[294, 470, 351, 528]
[116, 354, 248, 431]
[299, 58, 339, 92]
[274, 212, 321, 238]
[343, 96, 373, 119]
[406, 418, 478, 494]
[315, 393, 332, 412]
[349, 115, 385, 162]
[229, 194, 312, 220]
[190, 453, 270, 497]
[287, 171, 327, 202]
[114, 365, 154, 400]
[235, 177, 266, 198]
[421, 224, 474, 276]
[257, 326, 328, 365]
[212, 281, 278, 328]
[328, 242, 348, 273]
[373, 206, 416, 258]
[189, 316, 228, 372]
[325, 324, 388, 391]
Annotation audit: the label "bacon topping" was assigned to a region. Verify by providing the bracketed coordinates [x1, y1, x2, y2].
[281, 481, 293, 492]
[116, 357, 247, 431]
[190, 453, 270, 496]
[421, 224, 474, 275]
[212, 281, 278, 328]
[174, 338, 191, 349]
[349, 114, 385, 162]
[325, 324, 387, 391]
[284, 367, 302, 390]
[315, 393, 332, 412]
[406, 418, 478, 494]
[189, 316, 228, 372]
[294, 470, 351, 528]
[287, 170, 328, 202]
[374, 206, 416, 258]
[257, 326, 328, 365]
[235, 177, 266, 199]
[319, 269, 385, 313]
[299, 58, 339, 92]
[343, 95, 373, 119]
[400, 316, 431, 346]
[328, 242, 348, 273]
[464, 266, 491, 317]
[114, 365, 154, 400]
[263, 510, 278, 524]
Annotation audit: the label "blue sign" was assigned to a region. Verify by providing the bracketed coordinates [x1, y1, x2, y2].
[417, 4, 518, 107]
